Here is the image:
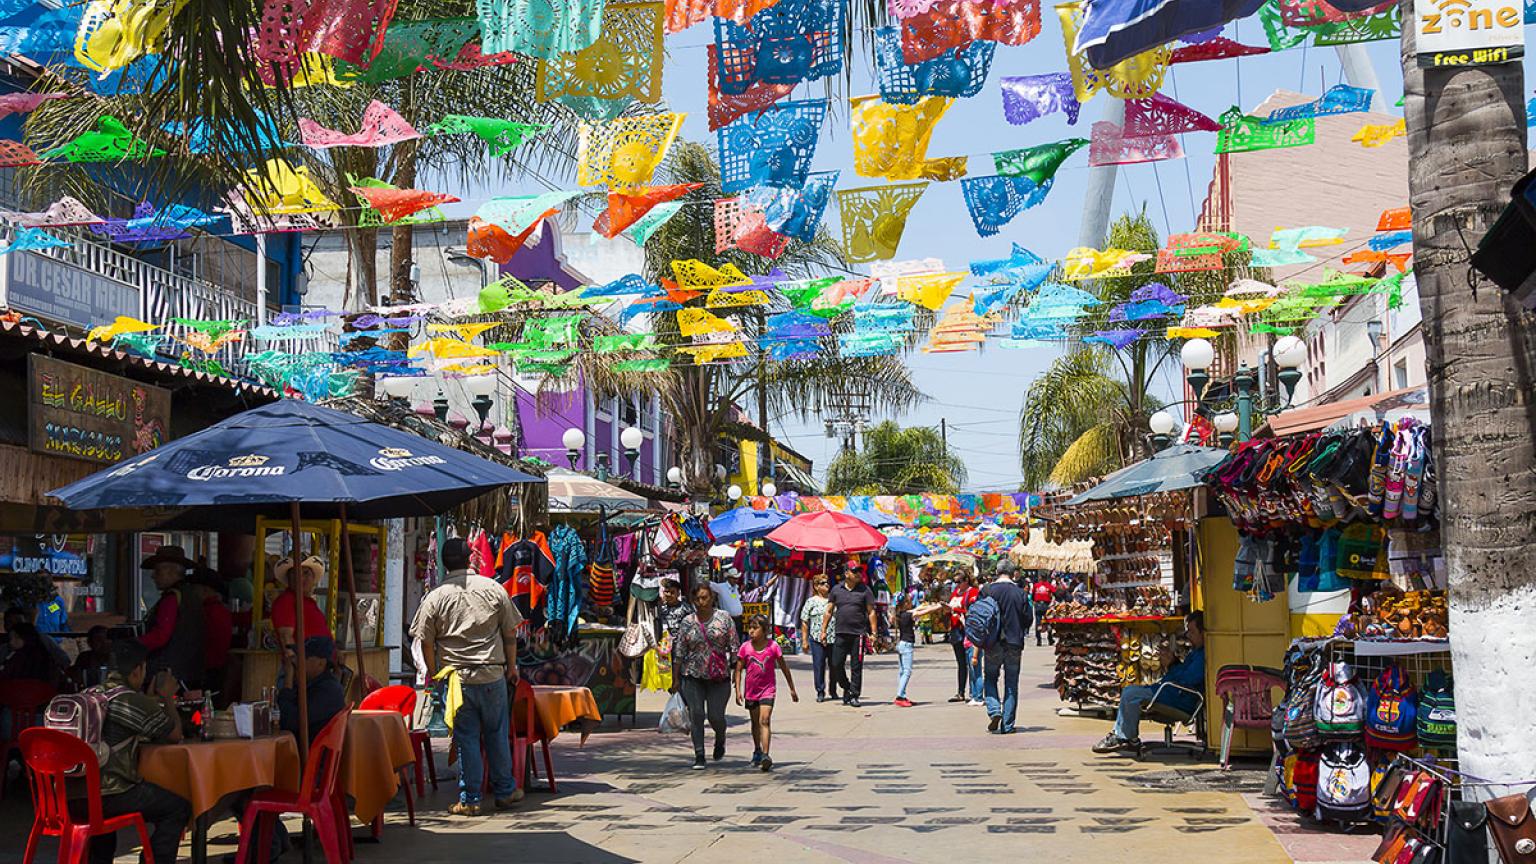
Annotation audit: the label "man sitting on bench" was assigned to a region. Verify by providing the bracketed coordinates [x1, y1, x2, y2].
[1092, 611, 1205, 754]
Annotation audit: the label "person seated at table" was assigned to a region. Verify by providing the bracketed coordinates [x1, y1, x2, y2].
[271, 555, 332, 664]
[139, 544, 211, 686]
[1092, 611, 1207, 754]
[412, 537, 523, 817]
[1, 622, 62, 689]
[83, 639, 190, 864]
[69, 624, 113, 689]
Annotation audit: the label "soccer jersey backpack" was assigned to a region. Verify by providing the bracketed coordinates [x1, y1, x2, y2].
[1282, 653, 1326, 751]
[1364, 664, 1417, 751]
[1315, 742, 1372, 823]
[1314, 661, 1365, 739]
[1417, 669, 1456, 749]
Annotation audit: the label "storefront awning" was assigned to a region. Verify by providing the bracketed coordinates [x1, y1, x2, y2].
[1065, 444, 1227, 505]
[1260, 386, 1427, 437]
[546, 468, 653, 514]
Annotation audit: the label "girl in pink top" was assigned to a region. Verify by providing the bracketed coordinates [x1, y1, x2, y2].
[734, 614, 798, 771]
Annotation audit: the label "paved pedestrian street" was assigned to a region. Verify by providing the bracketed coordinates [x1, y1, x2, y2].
[0, 642, 1378, 864]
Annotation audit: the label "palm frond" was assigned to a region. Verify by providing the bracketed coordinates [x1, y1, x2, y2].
[1048, 423, 1122, 487]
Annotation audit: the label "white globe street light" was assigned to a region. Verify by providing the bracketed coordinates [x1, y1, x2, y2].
[761, 481, 777, 498]
[1149, 411, 1176, 435]
[727, 484, 743, 501]
[619, 426, 644, 451]
[1214, 412, 1240, 433]
[561, 427, 585, 469]
[1180, 337, 1215, 371]
[1272, 335, 1307, 369]
[667, 466, 683, 486]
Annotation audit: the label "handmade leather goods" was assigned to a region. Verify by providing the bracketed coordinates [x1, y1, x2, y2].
[1447, 800, 1489, 864]
[1486, 794, 1536, 864]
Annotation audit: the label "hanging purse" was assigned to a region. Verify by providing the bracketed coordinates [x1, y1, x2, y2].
[1447, 800, 1489, 864]
[618, 617, 656, 658]
[1485, 794, 1536, 864]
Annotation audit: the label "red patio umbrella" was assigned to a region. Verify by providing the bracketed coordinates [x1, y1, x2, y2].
[765, 510, 888, 554]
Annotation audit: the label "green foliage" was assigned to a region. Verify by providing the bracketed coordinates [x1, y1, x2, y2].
[826, 421, 965, 495]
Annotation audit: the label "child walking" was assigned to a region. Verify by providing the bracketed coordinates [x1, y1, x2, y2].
[734, 613, 799, 771]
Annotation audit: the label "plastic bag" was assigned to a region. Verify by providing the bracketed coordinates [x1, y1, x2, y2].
[659, 691, 690, 733]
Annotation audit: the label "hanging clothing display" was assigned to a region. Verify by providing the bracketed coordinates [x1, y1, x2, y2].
[496, 529, 556, 621]
[547, 524, 588, 642]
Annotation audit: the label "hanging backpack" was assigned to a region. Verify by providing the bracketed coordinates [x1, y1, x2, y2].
[44, 686, 131, 776]
[963, 594, 1002, 650]
[1315, 742, 1372, 823]
[1364, 664, 1417, 751]
[1417, 670, 1456, 749]
[1315, 661, 1365, 738]
[1292, 749, 1321, 812]
[1283, 654, 1326, 751]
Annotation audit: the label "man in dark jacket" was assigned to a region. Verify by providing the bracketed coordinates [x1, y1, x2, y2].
[980, 560, 1033, 735]
[138, 545, 208, 685]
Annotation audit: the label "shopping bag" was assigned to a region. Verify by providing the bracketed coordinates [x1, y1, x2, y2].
[659, 691, 690, 733]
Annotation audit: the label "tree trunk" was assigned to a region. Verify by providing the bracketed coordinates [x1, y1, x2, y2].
[1401, 0, 1534, 795]
[346, 228, 380, 312]
[388, 80, 420, 310]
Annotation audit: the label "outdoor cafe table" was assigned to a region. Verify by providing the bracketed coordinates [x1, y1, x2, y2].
[139, 735, 302, 864]
[530, 685, 602, 741]
[345, 710, 417, 825]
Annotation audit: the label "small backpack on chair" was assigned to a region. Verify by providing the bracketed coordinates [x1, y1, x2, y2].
[44, 686, 130, 776]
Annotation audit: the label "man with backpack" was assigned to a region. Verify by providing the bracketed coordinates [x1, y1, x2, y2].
[1092, 611, 1206, 754]
[70, 639, 190, 864]
[972, 560, 1033, 734]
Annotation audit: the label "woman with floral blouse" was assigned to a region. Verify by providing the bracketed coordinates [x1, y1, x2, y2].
[672, 583, 740, 769]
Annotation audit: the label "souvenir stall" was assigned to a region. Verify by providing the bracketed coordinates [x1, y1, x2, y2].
[1205, 419, 1454, 829]
[1041, 491, 1193, 715]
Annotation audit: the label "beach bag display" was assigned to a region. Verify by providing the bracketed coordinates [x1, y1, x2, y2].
[1314, 661, 1365, 739]
[1365, 664, 1417, 751]
[1416, 670, 1456, 748]
[588, 520, 617, 610]
[650, 515, 683, 565]
[1292, 749, 1320, 812]
[1315, 742, 1372, 823]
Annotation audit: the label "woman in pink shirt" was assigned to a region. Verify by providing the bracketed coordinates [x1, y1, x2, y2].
[734, 613, 799, 771]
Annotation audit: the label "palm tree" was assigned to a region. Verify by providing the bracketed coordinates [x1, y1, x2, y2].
[825, 420, 964, 494]
[1016, 209, 1174, 488]
[643, 141, 924, 496]
[1398, 0, 1536, 786]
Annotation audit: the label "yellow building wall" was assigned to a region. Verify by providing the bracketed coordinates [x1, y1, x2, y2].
[727, 438, 810, 497]
[1197, 516, 1290, 755]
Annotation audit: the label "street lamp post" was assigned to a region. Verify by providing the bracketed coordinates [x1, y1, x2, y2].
[1149, 410, 1176, 450]
[1234, 362, 1257, 442]
[1215, 412, 1239, 448]
[464, 374, 497, 429]
[620, 426, 643, 478]
[562, 427, 585, 470]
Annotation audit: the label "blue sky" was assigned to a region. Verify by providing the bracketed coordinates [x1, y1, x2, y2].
[471, 12, 1496, 491]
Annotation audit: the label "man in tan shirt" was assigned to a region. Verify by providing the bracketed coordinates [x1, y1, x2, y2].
[412, 537, 523, 816]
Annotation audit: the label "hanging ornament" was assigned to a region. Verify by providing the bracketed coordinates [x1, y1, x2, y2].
[43, 116, 165, 162]
[744, 171, 839, 242]
[999, 72, 1081, 126]
[1308, 6, 1400, 45]
[1169, 36, 1269, 63]
[0, 92, 66, 120]
[594, 184, 703, 238]
[74, 0, 190, 73]
[898, 0, 1041, 64]
[333, 18, 481, 83]
[577, 112, 686, 187]
[672, 259, 753, 289]
[1061, 247, 1139, 280]
[851, 95, 966, 181]
[93, 203, 219, 243]
[626, 201, 688, 244]
[713, 197, 790, 258]
[718, 99, 827, 194]
[299, 99, 421, 148]
[674, 341, 750, 363]
[537, 2, 665, 104]
[960, 175, 1053, 237]
[1214, 107, 1314, 153]
[839, 332, 901, 357]
[1352, 118, 1405, 148]
[1155, 232, 1245, 273]
[875, 27, 995, 104]
[837, 183, 928, 263]
[1342, 249, 1412, 272]
[351, 184, 460, 224]
[426, 114, 549, 156]
[706, 43, 795, 130]
[477, 0, 605, 59]
[713, 0, 843, 95]
[1088, 121, 1183, 166]
[0, 140, 42, 168]
[255, 0, 398, 69]
[1057, 2, 1171, 103]
[242, 159, 340, 215]
[1279, 0, 1393, 27]
[1110, 283, 1188, 321]
[0, 227, 70, 255]
[0, 196, 105, 227]
[666, 0, 777, 33]
[897, 271, 966, 310]
[1265, 84, 1374, 123]
[1123, 92, 1221, 136]
[992, 138, 1087, 184]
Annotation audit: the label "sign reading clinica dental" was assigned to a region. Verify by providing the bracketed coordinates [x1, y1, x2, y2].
[1416, 0, 1525, 67]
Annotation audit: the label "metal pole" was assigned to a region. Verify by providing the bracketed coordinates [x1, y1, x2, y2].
[288, 501, 310, 759]
[255, 233, 269, 327]
[1077, 98, 1126, 249]
[1235, 364, 1255, 442]
[337, 503, 369, 693]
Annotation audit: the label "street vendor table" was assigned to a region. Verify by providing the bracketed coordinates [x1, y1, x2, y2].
[140, 735, 302, 864]
[530, 685, 602, 741]
[344, 710, 417, 825]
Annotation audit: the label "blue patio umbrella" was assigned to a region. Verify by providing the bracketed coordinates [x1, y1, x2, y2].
[48, 398, 543, 751]
[1074, 0, 1267, 69]
[884, 536, 930, 556]
[845, 505, 901, 528]
[1064, 443, 1226, 505]
[708, 506, 791, 543]
[49, 398, 541, 522]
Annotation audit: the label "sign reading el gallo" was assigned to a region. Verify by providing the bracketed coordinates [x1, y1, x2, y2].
[1416, 0, 1525, 67]
[29, 355, 171, 465]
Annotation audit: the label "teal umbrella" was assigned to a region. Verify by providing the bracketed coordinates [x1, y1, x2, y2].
[1065, 443, 1227, 504]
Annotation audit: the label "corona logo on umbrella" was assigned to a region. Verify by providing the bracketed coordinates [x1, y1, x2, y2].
[369, 447, 448, 472]
[187, 453, 286, 481]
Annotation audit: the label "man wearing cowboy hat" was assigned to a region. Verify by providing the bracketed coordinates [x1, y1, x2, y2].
[138, 545, 210, 685]
[271, 555, 333, 661]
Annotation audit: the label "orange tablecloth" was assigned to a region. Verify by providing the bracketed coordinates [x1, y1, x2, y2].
[530, 685, 601, 741]
[140, 736, 301, 817]
[344, 710, 416, 825]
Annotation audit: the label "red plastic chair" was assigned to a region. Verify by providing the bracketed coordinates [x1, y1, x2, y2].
[235, 708, 353, 864]
[1214, 665, 1286, 771]
[19, 728, 156, 864]
[358, 686, 418, 829]
[2, 681, 58, 799]
[512, 679, 555, 793]
[360, 684, 436, 798]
